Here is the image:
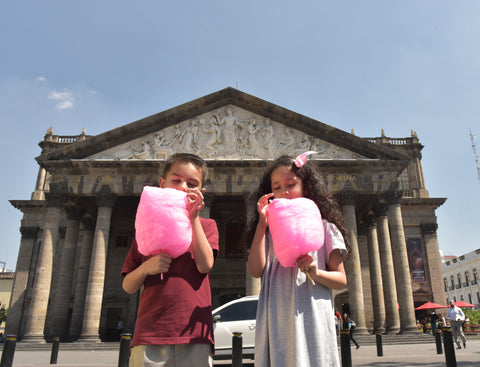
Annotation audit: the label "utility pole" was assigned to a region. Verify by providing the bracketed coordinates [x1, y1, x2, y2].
[470, 130, 480, 183]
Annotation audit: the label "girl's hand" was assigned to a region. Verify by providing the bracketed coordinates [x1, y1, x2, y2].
[257, 193, 274, 226]
[142, 253, 172, 276]
[296, 254, 318, 276]
[186, 188, 205, 220]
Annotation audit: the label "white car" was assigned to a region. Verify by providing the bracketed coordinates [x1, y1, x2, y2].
[212, 295, 258, 360]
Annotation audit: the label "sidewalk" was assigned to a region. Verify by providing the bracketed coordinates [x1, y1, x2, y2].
[3, 339, 480, 366]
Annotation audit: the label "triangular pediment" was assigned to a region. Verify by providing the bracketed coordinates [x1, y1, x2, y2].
[36, 87, 409, 163]
[87, 105, 366, 161]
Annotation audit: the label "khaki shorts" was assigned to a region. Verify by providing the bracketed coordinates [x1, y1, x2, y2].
[129, 344, 213, 367]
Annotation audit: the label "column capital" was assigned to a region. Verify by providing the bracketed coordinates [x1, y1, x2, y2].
[81, 215, 96, 230]
[364, 214, 377, 229]
[384, 190, 403, 205]
[96, 186, 116, 208]
[20, 226, 39, 239]
[339, 190, 356, 206]
[421, 222, 438, 235]
[65, 204, 85, 220]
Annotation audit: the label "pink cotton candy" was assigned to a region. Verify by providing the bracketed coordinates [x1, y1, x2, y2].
[267, 197, 324, 267]
[135, 186, 192, 257]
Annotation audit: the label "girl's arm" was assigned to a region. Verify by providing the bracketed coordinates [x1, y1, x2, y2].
[247, 193, 273, 278]
[297, 249, 347, 289]
[247, 221, 267, 278]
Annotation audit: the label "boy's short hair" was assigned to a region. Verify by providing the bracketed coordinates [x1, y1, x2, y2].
[163, 153, 208, 186]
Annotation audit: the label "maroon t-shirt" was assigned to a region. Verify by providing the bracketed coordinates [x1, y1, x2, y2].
[121, 217, 219, 347]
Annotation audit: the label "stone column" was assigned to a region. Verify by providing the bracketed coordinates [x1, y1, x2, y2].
[375, 204, 400, 334]
[243, 192, 261, 296]
[79, 188, 115, 341]
[386, 191, 417, 333]
[421, 223, 446, 305]
[365, 215, 385, 333]
[51, 204, 83, 340]
[5, 226, 39, 337]
[22, 191, 64, 341]
[68, 215, 95, 340]
[31, 167, 47, 200]
[340, 191, 367, 334]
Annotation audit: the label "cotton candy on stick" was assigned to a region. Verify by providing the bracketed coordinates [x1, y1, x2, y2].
[135, 186, 192, 278]
[267, 197, 324, 284]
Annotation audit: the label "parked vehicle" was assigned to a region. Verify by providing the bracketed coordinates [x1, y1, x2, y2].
[212, 295, 258, 360]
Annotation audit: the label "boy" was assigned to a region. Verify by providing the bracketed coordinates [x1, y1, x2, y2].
[122, 153, 219, 367]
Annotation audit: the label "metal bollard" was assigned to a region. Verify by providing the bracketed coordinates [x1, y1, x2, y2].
[50, 336, 60, 364]
[0, 335, 17, 367]
[340, 329, 352, 367]
[442, 327, 457, 367]
[435, 329, 443, 354]
[232, 332, 243, 367]
[118, 333, 132, 367]
[375, 332, 383, 357]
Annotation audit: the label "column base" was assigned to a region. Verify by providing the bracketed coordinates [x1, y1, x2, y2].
[77, 334, 103, 343]
[20, 334, 47, 343]
[399, 325, 420, 334]
[353, 326, 369, 335]
[384, 326, 401, 335]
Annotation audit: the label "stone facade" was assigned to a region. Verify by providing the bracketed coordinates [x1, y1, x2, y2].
[8, 88, 446, 341]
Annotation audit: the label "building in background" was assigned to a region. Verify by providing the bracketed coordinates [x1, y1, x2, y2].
[7, 88, 446, 342]
[442, 249, 480, 306]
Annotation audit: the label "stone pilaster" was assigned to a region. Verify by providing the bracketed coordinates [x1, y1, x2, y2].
[243, 192, 260, 296]
[51, 204, 83, 340]
[386, 191, 417, 333]
[22, 191, 64, 341]
[374, 204, 400, 334]
[340, 191, 367, 334]
[5, 226, 39, 337]
[79, 188, 116, 341]
[421, 223, 446, 305]
[68, 215, 95, 340]
[365, 215, 385, 333]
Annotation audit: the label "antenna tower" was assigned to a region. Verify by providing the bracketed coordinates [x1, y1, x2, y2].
[470, 129, 480, 183]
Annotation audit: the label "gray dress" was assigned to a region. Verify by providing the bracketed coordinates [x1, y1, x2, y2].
[254, 220, 347, 367]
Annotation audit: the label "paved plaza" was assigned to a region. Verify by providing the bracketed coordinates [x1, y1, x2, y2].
[2, 338, 480, 366]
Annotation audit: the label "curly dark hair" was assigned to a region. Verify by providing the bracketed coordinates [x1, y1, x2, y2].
[246, 155, 349, 256]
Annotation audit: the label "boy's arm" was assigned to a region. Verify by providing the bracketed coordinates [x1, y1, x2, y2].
[122, 253, 172, 294]
[190, 217, 215, 274]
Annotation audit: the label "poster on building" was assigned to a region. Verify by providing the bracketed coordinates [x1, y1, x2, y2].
[407, 238, 426, 282]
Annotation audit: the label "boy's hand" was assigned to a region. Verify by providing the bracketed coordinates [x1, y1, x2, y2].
[142, 253, 172, 276]
[186, 188, 205, 220]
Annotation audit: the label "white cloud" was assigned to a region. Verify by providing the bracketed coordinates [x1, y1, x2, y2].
[48, 89, 74, 109]
[35, 76, 47, 83]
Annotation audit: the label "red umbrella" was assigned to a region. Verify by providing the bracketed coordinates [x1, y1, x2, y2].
[455, 301, 476, 308]
[415, 301, 449, 310]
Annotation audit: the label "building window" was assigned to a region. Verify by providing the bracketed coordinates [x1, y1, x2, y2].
[477, 292, 480, 304]
[473, 269, 479, 285]
[450, 276, 455, 291]
[469, 294, 472, 304]
[464, 271, 470, 287]
[443, 278, 448, 292]
[456, 274, 462, 289]
[397, 169, 409, 190]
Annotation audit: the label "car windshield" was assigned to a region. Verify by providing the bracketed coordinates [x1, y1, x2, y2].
[214, 300, 257, 322]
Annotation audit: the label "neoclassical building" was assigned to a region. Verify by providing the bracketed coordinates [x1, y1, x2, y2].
[8, 88, 446, 342]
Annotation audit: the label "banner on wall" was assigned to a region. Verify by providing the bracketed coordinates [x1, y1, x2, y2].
[407, 238, 426, 283]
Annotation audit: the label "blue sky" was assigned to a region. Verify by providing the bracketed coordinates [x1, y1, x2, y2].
[1, 1, 479, 270]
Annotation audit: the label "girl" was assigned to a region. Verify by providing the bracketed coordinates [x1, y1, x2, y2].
[247, 154, 349, 367]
